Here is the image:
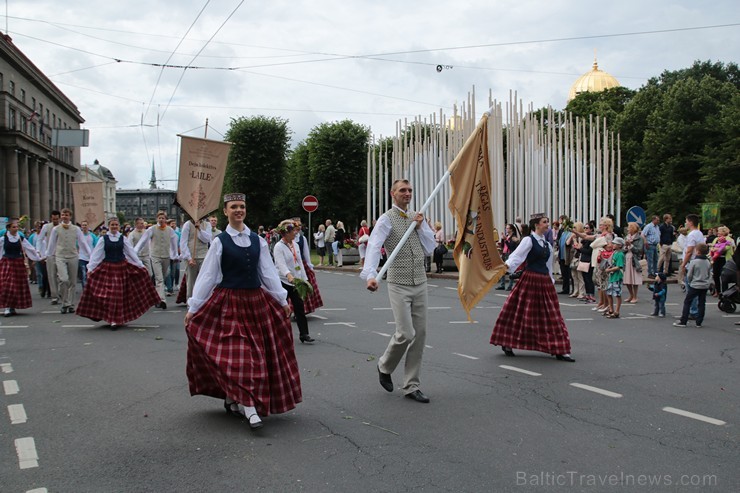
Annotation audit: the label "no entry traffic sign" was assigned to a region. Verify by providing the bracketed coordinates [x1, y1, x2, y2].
[302, 195, 319, 213]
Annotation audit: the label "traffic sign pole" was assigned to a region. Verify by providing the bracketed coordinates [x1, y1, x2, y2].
[302, 195, 319, 251]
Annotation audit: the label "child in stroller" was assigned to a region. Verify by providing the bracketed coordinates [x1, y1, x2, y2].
[718, 259, 738, 313]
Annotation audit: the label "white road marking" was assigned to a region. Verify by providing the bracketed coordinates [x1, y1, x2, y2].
[475, 306, 499, 309]
[453, 352, 479, 360]
[127, 325, 160, 328]
[372, 307, 392, 311]
[499, 365, 541, 376]
[62, 325, 95, 328]
[323, 322, 356, 327]
[427, 284, 438, 287]
[8, 403, 27, 424]
[444, 287, 457, 291]
[372, 331, 391, 337]
[306, 314, 328, 320]
[1, 363, 13, 373]
[42, 310, 60, 313]
[429, 306, 451, 310]
[425, 345, 433, 349]
[662, 407, 726, 426]
[320, 308, 347, 311]
[570, 383, 623, 398]
[4, 380, 20, 395]
[27, 488, 48, 493]
[0, 338, 5, 346]
[495, 294, 508, 298]
[565, 318, 594, 321]
[721, 314, 740, 318]
[0, 326, 28, 329]
[450, 320, 478, 324]
[15, 437, 39, 469]
[628, 313, 649, 318]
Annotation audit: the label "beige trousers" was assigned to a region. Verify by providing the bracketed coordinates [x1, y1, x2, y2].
[186, 258, 205, 299]
[139, 255, 153, 277]
[380, 282, 428, 393]
[56, 256, 79, 308]
[151, 256, 170, 301]
[657, 245, 672, 274]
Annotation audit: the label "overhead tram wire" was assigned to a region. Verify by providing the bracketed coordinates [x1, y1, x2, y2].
[159, 0, 245, 122]
[143, 0, 212, 122]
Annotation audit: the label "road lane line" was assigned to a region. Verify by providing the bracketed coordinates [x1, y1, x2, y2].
[0, 338, 5, 346]
[8, 403, 27, 424]
[565, 318, 594, 321]
[429, 306, 451, 310]
[444, 287, 457, 290]
[425, 345, 433, 349]
[306, 314, 328, 320]
[427, 284, 438, 287]
[41, 310, 60, 313]
[662, 407, 726, 426]
[324, 322, 356, 327]
[372, 331, 391, 337]
[372, 307, 392, 310]
[0, 326, 28, 328]
[570, 383, 623, 398]
[15, 437, 38, 469]
[127, 325, 160, 328]
[62, 324, 96, 328]
[453, 352, 479, 360]
[27, 489, 48, 493]
[499, 365, 541, 376]
[1, 363, 13, 373]
[495, 294, 508, 297]
[320, 308, 347, 311]
[4, 380, 20, 395]
[450, 320, 478, 324]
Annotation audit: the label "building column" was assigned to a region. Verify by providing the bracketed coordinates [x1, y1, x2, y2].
[29, 157, 41, 224]
[6, 149, 20, 217]
[39, 160, 50, 219]
[18, 153, 31, 219]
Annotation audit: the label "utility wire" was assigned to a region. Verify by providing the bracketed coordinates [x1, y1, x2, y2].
[160, 0, 245, 121]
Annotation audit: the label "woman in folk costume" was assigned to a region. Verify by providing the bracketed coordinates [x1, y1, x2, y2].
[0, 219, 42, 317]
[76, 218, 161, 329]
[490, 213, 575, 362]
[184, 194, 302, 430]
[292, 217, 323, 314]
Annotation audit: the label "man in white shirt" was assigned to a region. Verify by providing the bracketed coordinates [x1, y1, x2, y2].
[37, 210, 61, 304]
[78, 221, 98, 289]
[324, 220, 336, 266]
[362, 179, 436, 403]
[680, 213, 705, 319]
[133, 211, 178, 308]
[46, 208, 92, 313]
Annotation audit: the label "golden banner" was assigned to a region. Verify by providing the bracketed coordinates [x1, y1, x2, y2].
[176, 135, 232, 220]
[71, 181, 105, 230]
[448, 115, 507, 320]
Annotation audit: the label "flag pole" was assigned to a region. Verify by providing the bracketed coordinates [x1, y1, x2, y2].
[374, 106, 494, 285]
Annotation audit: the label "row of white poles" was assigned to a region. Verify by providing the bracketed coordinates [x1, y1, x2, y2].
[366, 87, 621, 239]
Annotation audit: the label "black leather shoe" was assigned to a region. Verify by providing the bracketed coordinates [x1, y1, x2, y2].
[377, 365, 393, 392]
[224, 401, 241, 417]
[502, 346, 515, 357]
[555, 354, 576, 362]
[405, 390, 430, 403]
[299, 335, 315, 344]
[67, 307, 75, 314]
[159, 301, 167, 310]
[61, 306, 68, 314]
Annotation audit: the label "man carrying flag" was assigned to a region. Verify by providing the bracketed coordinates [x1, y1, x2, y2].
[362, 179, 436, 403]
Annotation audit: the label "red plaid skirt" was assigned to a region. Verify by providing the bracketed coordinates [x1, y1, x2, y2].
[76, 261, 162, 325]
[490, 270, 572, 355]
[0, 257, 32, 309]
[176, 274, 187, 304]
[186, 287, 302, 416]
[302, 266, 323, 313]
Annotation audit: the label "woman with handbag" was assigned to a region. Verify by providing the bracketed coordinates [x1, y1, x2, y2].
[357, 220, 371, 268]
[623, 222, 644, 303]
[568, 222, 586, 299]
[574, 222, 596, 302]
[433, 221, 447, 274]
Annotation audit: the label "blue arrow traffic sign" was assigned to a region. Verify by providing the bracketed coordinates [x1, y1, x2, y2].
[626, 206, 646, 226]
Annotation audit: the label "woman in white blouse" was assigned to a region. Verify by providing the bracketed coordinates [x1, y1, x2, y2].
[274, 219, 314, 344]
[0, 219, 41, 316]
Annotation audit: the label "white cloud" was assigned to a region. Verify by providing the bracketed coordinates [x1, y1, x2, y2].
[7, 0, 739, 188]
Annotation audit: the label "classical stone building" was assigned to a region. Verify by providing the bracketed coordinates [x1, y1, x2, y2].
[0, 32, 84, 221]
[77, 159, 118, 221]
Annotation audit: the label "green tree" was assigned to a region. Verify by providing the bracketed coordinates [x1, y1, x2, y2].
[306, 120, 370, 231]
[274, 141, 311, 222]
[223, 116, 291, 228]
[566, 86, 636, 124]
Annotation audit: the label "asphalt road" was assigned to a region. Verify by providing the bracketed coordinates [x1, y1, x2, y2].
[1, 270, 738, 492]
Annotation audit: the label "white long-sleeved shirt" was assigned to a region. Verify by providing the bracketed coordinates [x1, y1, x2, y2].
[133, 225, 179, 259]
[46, 223, 92, 259]
[78, 232, 97, 262]
[274, 238, 308, 285]
[361, 205, 436, 281]
[179, 220, 212, 261]
[296, 234, 314, 270]
[187, 225, 287, 313]
[0, 233, 41, 261]
[86, 232, 144, 273]
[505, 233, 554, 282]
[36, 222, 56, 258]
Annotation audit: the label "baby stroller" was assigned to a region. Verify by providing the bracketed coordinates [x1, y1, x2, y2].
[718, 260, 738, 313]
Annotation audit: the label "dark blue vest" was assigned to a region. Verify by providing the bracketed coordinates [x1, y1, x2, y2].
[3, 233, 23, 259]
[103, 235, 125, 263]
[217, 231, 261, 289]
[525, 235, 551, 274]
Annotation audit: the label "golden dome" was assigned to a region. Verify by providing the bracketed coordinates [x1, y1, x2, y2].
[568, 59, 621, 101]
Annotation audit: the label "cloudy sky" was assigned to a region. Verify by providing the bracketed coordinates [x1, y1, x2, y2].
[5, 1, 739, 189]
